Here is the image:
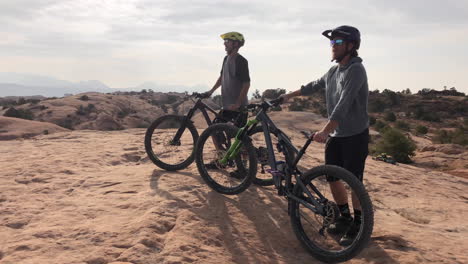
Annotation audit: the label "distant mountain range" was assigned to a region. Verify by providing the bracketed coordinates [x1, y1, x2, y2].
[0, 72, 207, 97]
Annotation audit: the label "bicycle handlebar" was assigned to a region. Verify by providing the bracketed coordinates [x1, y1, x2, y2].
[246, 97, 284, 111]
[192, 92, 211, 99]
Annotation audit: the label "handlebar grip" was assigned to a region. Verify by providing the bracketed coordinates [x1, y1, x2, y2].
[270, 97, 284, 106]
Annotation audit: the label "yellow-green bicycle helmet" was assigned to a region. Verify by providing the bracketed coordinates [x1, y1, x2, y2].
[220, 32, 245, 46]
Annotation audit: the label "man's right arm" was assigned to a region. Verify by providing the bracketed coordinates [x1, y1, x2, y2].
[281, 76, 326, 102]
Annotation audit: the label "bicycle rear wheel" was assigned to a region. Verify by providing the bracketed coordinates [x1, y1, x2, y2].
[195, 123, 257, 195]
[289, 165, 373, 263]
[145, 115, 198, 171]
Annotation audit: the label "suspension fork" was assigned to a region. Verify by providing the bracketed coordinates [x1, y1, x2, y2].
[219, 119, 258, 165]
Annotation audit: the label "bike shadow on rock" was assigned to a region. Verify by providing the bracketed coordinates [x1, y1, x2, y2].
[148, 168, 403, 264]
[356, 235, 418, 264]
[148, 168, 315, 263]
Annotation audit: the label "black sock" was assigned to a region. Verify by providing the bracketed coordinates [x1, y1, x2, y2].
[354, 209, 362, 225]
[338, 204, 351, 219]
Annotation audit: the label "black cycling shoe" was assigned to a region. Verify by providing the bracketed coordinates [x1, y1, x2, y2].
[339, 221, 361, 246]
[327, 216, 353, 235]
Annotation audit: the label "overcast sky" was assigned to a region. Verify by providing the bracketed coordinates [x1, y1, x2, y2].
[1, 0, 468, 94]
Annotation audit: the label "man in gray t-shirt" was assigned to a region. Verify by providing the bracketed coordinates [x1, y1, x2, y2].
[204, 32, 250, 127]
[280, 25, 369, 246]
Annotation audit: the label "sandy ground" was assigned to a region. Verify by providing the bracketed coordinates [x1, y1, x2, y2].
[0, 126, 467, 264]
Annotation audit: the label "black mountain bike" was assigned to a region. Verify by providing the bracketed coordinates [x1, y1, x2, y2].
[144, 92, 274, 186]
[195, 99, 373, 263]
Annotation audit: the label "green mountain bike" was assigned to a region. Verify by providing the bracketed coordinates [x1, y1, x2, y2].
[195, 99, 374, 263]
[144, 92, 274, 186]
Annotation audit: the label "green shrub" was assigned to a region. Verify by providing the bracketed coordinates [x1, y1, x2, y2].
[369, 116, 376, 126]
[373, 128, 416, 163]
[76, 104, 96, 116]
[384, 112, 397, 122]
[395, 120, 410, 131]
[369, 99, 386, 113]
[373, 120, 388, 132]
[434, 128, 467, 146]
[4, 107, 34, 120]
[289, 98, 310, 112]
[262, 88, 286, 99]
[415, 125, 428, 135]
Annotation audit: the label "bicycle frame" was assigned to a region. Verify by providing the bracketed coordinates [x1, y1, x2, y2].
[172, 97, 219, 144]
[227, 105, 329, 215]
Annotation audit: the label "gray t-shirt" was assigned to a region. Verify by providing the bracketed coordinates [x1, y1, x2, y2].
[220, 54, 250, 108]
[301, 57, 369, 137]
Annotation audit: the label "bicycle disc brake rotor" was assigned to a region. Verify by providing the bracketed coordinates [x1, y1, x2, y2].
[314, 200, 340, 227]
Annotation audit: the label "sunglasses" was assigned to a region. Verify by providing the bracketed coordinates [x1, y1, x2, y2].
[330, 39, 345, 46]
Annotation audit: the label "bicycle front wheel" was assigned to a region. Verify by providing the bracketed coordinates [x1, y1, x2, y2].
[195, 123, 257, 195]
[145, 115, 198, 171]
[289, 165, 373, 263]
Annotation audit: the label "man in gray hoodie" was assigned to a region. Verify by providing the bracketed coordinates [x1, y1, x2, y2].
[280, 25, 369, 246]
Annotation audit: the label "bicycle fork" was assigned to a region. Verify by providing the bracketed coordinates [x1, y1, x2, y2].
[218, 119, 258, 165]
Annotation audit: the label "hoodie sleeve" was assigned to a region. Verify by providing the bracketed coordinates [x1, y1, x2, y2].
[300, 67, 336, 95]
[300, 74, 326, 96]
[329, 64, 367, 122]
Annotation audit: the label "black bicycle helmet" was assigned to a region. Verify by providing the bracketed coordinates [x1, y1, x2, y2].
[322, 25, 361, 49]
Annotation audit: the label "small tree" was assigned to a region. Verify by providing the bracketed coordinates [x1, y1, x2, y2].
[373, 128, 416, 163]
[252, 89, 262, 99]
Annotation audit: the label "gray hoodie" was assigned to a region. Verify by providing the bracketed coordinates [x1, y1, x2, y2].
[300, 57, 369, 137]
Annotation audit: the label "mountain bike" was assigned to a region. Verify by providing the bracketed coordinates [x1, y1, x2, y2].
[195, 99, 374, 263]
[144, 92, 274, 186]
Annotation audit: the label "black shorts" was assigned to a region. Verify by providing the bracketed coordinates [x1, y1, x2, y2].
[213, 110, 247, 127]
[325, 128, 369, 182]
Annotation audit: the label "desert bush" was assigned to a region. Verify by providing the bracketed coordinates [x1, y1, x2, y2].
[17, 97, 27, 105]
[262, 88, 286, 99]
[79, 95, 90, 101]
[433, 128, 467, 146]
[373, 127, 416, 163]
[58, 118, 73, 130]
[289, 98, 310, 112]
[369, 116, 376, 126]
[166, 95, 178, 104]
[4, 107, 34, 120]
[369, 98, 386, 113]
[415, 125, 428, 135]
[271, 105, 282, 111]
[384, 112, 397, 122]
[373, 120, 388, 132]
[395, 120, 410, 131]
[76, 104, 96, 116]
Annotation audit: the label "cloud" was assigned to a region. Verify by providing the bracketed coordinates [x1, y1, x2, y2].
[0, 0, 467, 92]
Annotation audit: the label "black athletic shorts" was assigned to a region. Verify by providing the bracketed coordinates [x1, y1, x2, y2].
[213, 110, 247, 127]
[325, 128, 369, 182]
